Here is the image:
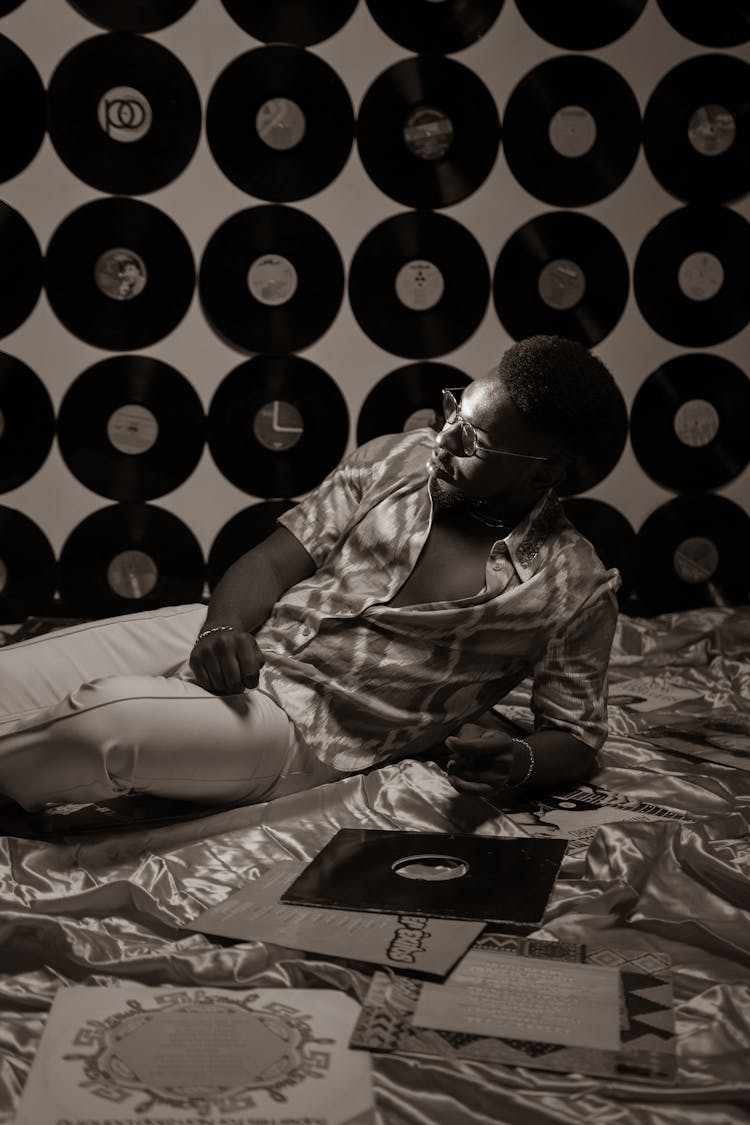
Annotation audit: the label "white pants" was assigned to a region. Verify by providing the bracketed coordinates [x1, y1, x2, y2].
[0, 604, 342, 811]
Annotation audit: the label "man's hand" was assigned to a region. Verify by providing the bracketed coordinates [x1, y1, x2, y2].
[445, 723, 518, 796]
[189, 628, 265, 695]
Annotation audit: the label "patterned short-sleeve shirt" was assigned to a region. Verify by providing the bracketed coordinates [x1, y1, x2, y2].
[255, 430, 620, 772]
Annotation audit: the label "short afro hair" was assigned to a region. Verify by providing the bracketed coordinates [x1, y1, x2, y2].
[496, 335, 628, 493]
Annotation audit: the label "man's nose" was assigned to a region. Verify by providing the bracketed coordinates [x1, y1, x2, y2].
[435, 421, 464, 454]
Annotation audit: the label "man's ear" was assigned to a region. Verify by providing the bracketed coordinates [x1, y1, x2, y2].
[532, 458, 567, 491]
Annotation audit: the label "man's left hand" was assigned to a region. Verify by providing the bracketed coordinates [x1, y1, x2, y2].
[445, 723, 517, 796]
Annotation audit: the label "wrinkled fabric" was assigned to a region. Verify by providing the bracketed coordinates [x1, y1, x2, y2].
[1, 607, 750, 1125]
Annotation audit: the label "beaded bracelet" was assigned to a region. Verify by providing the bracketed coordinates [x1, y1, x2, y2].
[507, 737, 535, 788]
[193, 624, 234, 647]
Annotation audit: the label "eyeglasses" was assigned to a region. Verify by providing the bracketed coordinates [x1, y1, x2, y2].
[440, 388, 551, 461]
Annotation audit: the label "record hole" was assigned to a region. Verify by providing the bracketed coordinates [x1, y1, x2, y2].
[395, 260, 444, 310]
[403, 106, 454, 161]
[253, 400, 304, 452]
[677, 252, 724, 301]
[256, 97, 307, 150]
[107, 550, 159, 599]
[673, 536, 719, 584]
[688, 105, 735, 157]
[548, 105, 597, 158]
[107, 404, 159, 455]
[95, 249, 148, 301]
[673, 399, 720, 447]
[537, 258, 586, 310]
[98, 87, 153, 143]
[391, 853, 469, 881]
[247, 254, 298, 306]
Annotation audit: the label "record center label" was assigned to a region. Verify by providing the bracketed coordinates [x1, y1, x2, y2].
[548, 105, 597, 158]
[253, 400, 304, 451]
[678, 252, 724, 301]
[107, 404, 159, 456]
[403, 107, 455, 161]
[673, 398, 720, 447]
[688, 104, 735, 157]
[392, 854, 469, 881]
[95, 248, 148, 301]
[107, 550, 159, 599]
[673, 536, 719, 584]
[247, 254, 298, 306]
[97, 86, 153, 143]
[256, 97, 307, 151]
[537, 258, 586, 310]
[395, 260, 445, 310]
[0, 558, 6, 593]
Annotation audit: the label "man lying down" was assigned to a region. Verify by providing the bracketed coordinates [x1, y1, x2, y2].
[0, 335, 625, 814]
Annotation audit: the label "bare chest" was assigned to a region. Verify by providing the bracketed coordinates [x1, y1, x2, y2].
[388, 518, 498, 607]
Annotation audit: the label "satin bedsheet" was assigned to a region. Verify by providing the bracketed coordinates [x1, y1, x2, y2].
[1, 607, 749, 1124]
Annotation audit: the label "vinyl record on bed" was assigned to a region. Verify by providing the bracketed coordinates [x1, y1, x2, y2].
[561, 497, 636, 605]
[629, 354, 749, 491]
[633, 205, 750, 347]
[59, 503, 205, 617]
[67, 0, 198, 32]
[349, 211, 490, 359]
[48, 33, 201, 195]
[0, 507, 57, 621]
[493, 211, 629, 345]
[365, 0, 503, 53]
[57, 356, 206, 502]
[0, 355, 54, 493]
[635, 494, 750, 613]
[220, 0, 359, 45]
[208, 499, 297, 589]
[45, 197, 195, 351]
[0, 202, 42, 339]
[516, 0, 647, 49]
[207, 355, 349, 497]
[356, 362, 469, 445]
[357, 56, 500, 209]
[0, 36, 45, 183]
[503, 56, 641, 207]
[643, 55, 750, 204]
[206, 45, 354, 202]
[655, 0, 750, 47]
[199, 206, 344, 355]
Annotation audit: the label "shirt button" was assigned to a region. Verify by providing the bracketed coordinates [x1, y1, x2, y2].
[301, 627, 312, 636]
[492, 561, 505, 571]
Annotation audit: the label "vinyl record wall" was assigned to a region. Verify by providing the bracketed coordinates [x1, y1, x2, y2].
[0, 0, 748, 621]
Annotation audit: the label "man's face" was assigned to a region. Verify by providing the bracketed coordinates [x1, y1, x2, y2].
[427, 374, 557, 510]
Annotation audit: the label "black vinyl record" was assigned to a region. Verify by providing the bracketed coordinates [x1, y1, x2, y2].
[59, 503, 205, 618]
[199, 206, 344, 354]
[503, 56, 641, 207]
[493, 211, 629, 346]
[281, 829, 567, 924]
[516, 0, 646, 49]
[356, 362, 469, 445]
[220, 0, 359, 45]
[208, 500, 297, 589]
[67, 0, 198, 32]
[349, 211, 490, 359]
[0, 202, 42, 339]
[206, 45, 354, 202]
[357, 56, 500, 209]
[635, 494, 750, 613]
[48, 33, 201, 195]
[630, 354, 750, 491]
[57, 356, 206, 502]
[45, 197, 195, 351]
[656, 0, 750, 47]
[0, 36, 45, 183]
[0, 1, 26, 13]
[633, 205, 750, 347]
[207, 355, 349, 498]
[365, 0, 503, 53]
[561, 497, 636, 605]
[0, 354, 54, 493]
[643, 55, 750, 205]
[0, 507, 57, 622]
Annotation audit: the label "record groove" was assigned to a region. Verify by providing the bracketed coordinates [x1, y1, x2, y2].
[45, 197, 195, 351]
[357, 56, 500, 209]
[207, 45, 354, 202]
[48, 33, 201, 195]
[493, 211, 629, 346]
[349, 211, 490, 359]
[643, 54, 750, 204]
[0, 355, 54, 493]
[356, 363, 469, 446]
[0, 507, 57, 622]
[365, 0, 503, 53]
[630, 354, 749, 491]
[0, 202, 42, 339]
[59, 504, 205, 617]
[207, 356, 349, 498]
[220, 0, 359, 45]
[57, 357, 206, 502]
[208, 500, 297, 590]
[561, 498, 636, 606]
[199, 206, 344, 355]
[0, 35, 45, 184]
[516, 0, 646, 49]
[503, 56, 641, 207]
[655, 0, 750, 47]
[67, 0, 198, 32]
[633, 205, 750, 347]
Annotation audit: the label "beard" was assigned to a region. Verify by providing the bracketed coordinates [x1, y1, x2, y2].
[429, 475, 468, 512]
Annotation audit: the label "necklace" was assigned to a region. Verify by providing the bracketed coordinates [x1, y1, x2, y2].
[466, 503, 512, 530]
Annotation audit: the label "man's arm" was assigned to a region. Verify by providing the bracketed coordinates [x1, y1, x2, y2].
[446, 724, 596, 798]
